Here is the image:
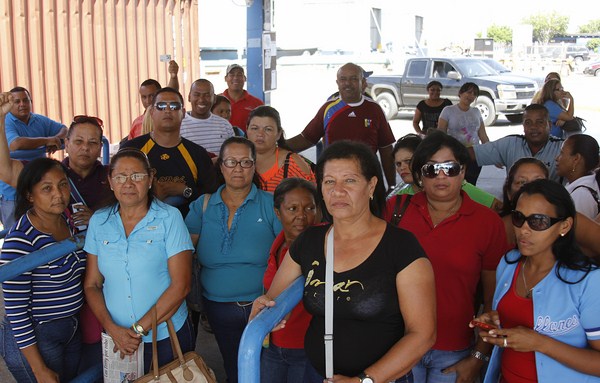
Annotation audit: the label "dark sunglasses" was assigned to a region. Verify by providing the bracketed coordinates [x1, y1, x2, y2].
[73, 115, 104, 128]
[154, 101, 183, 111]
[511, 210, 565, 231]
[421, 161, 463, 179]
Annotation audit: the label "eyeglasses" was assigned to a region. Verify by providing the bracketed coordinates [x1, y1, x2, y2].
[221, 158, 255, 168]
[111, 173, 149, 184]
[154, 101, 183, 111]
[73, 115, 104, 128]
[511, 210, 565, 231]
[421, 161, 463, 178]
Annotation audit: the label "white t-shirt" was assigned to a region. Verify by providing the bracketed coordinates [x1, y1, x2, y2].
[180, 112, 234, 155]
[566, 173, 600, 219]
[439, 104, 483, 146]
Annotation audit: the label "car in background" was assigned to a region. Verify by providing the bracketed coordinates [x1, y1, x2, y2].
[566, 45, 590, 63]
[583, 61, 600, 76]
[480, 58, 544, 88]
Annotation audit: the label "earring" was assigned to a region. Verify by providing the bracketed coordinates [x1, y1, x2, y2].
[369, 194, 374, 201]
[560, 233, 565, 237]
[571, 167, 576, 173]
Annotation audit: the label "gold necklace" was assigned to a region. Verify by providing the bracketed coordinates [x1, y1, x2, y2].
[427, 198, 461, 226]
[521, 258, 534, 299]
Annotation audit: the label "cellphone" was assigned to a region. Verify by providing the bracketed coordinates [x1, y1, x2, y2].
[71, 202, 88, 231]
[160, 54, 172, 62]
[470, 320, 497, 331]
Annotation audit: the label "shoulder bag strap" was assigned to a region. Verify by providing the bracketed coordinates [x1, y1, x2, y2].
[282, 151, 293, 179]
[202, 193, 212, 214]
[68, 177, 87, 206]
[151, 306, 159, 379]
[325, 226, 335, 379]
[572, 185, 600, 213]
[391, 194, 412, 226]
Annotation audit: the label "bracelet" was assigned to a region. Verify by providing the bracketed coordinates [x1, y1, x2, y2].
[471, 350, 490, 362]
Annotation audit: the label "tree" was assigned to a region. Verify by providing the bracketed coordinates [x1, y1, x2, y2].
[487, 25, 513, 45]
[587, 39, 600, 52]
[522, 12, 569, 44]
[579, 19, 600, 33]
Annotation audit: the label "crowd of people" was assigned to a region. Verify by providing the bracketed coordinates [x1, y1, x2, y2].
[1, 62, 600, 383]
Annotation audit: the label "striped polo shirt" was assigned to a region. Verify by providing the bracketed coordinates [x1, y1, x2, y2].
[180, 112, 234, 156]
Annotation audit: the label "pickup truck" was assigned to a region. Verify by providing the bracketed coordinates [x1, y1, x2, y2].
[366, 57, 538, 126]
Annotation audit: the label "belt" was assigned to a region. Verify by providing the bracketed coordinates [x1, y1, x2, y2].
[224, 301, 253, 307]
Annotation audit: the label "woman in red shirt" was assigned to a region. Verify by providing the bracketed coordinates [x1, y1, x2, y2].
[261, 178, 318, 382]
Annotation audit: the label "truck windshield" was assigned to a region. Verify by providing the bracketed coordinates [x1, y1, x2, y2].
[456, 60, 498, 77]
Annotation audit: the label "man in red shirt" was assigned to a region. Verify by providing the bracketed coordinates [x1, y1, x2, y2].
[286, 62, 397, 189]
[221, 64, 263, 132]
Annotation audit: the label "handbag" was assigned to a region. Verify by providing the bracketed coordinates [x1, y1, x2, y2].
[135, 308, 216, 383]
[562, 116, 586, 133]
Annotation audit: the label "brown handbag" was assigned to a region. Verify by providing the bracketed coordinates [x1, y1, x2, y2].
[134, 308, 216, 383]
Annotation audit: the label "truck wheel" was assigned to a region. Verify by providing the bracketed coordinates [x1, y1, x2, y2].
[375, 92, 399, 120]
[505, 114, 523, 124]
[475, 96, 497, 126]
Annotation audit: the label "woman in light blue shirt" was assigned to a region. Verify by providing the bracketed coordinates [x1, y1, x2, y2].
[84, 148, 194, 373]
[185, 137, 281, 383]
[473, 179, 600, 382]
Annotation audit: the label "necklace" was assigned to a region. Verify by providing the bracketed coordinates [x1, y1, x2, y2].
[427, 198, 461, 227]
[521, 258, 534, 299]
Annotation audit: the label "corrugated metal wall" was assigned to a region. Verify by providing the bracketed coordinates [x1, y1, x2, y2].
[0, 0, 199, 145]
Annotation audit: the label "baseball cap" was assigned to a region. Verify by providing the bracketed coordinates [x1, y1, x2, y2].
[226, 64, 245, 75]
[358, 65, 373, 78]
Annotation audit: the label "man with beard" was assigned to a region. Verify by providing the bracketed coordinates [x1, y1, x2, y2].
[286, 62, 396, 188]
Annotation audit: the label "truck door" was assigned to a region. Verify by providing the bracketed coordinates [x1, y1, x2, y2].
[401, 59, 428, 107]
[432, 60, 460, 103]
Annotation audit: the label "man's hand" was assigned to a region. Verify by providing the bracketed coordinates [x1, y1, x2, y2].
[46, 136, 63, 154]
[153, 180, 186, 200]
[0, 92, 13, 118]
[168, 60, 179, 77]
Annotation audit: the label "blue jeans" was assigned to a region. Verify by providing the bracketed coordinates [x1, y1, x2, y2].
[0, 315, 82, 382]
[203, 297, 253, 383]
[411, 348, 471, 383]
[0, 196, 16, 229]
[303, 360, 414, 383]
[260, 343, 308, 383]
[143, 316, 195, 374]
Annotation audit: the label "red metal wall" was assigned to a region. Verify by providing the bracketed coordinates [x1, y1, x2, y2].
[0, 0, 199, 145]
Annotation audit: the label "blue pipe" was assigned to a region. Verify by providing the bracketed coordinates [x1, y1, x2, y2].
[102, 136, 110, 165]
[0, 234, 85, 283]
[238, 277, 305, 383]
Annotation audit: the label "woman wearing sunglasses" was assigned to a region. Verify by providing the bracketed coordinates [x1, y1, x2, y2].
[384, 131, 509, 383]
[84, 148, 195, 372]
[185, 137, 281, 383]
[473, 179, 600, 382]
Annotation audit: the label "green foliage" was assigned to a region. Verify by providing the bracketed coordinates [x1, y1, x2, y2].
[579, 19, 600, 33]
[522, 12, 569, 44]
[487, 24, 513, 44]
[587, 39, 600, 52]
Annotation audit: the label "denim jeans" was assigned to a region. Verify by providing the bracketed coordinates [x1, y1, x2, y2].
[203, 297, 253, 383]
[0, 196, 16, 229]
[0, 315, 82, 382]
[411, 348, 471, 383]
[260, 343, 308, 383]
[303, 360, 414, 383]
[143, 316, 195, 374]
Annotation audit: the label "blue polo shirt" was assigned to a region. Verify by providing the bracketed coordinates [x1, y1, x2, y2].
[1, 112, 65, 200]
[84, 199, 193, 342]
[185, 184, 282, 302]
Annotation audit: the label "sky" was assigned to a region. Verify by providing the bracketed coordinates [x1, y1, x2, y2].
[198, 0, 595, 50]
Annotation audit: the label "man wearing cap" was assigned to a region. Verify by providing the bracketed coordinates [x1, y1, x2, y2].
[0, 87, 68, 229]
[221, 64, 264, 132]
[286, 62, 397, 189]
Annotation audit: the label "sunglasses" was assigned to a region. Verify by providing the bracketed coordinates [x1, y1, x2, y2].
[154, 101, 183, 111]
[221, 158, 255, 169]
[511, 210, 565, 231]
[421, 161, 463, 178]
[73, 115, 104, 128]
[111, 173, 149, 184]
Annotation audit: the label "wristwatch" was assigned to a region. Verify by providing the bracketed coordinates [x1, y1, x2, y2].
[132, 322, 148, 337]
[183, 186, 193, 198]
[358, 372, 374, 383]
